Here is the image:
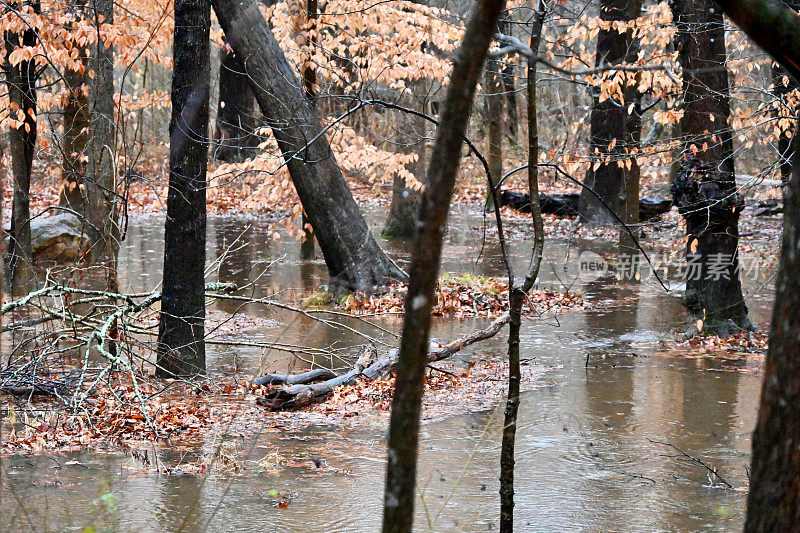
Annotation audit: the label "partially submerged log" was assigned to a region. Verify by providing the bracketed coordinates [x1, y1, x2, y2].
[499, 190, 673, 221]
[255, 314, 510, 411]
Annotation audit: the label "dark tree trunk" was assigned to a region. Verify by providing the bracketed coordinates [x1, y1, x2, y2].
[578, 0, 642, 224]
[384, 96, 424, 238]
[214, 41, 259, 163]
[156, 0, 211, 377]
[499, 7, 544, 531]
[484, 66, 503, 211]
[671, 0, 750, 336]
[744, 123, 800, 533]
[213, 0, 405, 291]
[381, 0, 506, 530]
[85, 0, 118, 266]
[60, 4, 91, 216]
[60, 61, 90, 215]
[4, 7, 39, 295]
[707, 1, 800, 527]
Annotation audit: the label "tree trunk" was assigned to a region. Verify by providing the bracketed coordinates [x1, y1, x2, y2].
[384, 96, 424, 238]
[578, 0, 642, 224]
[60, 6, 91, 216]
[85, 0, 118, 266]
[213, 0, 405, 291]
[156, 0, 211, 377]
[381, 0, 506, 530]
[707, 1, 800, 527]
[670, 0, 750, 336]
[499, 6, 544, 531]
[484, 66, 504, 211]
[214, 41, 259, 163]
[4, 8, 39, 295]
[60, 61, 90, 215]
[745, 121, 800, 532]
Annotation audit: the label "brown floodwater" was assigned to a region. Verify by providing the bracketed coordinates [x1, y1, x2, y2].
[1, 205, 774, 531]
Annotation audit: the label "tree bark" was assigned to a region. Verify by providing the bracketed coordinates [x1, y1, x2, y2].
[4, 5, 39, 295]
[578, 0, 642, 225]
[671, 0, 750, 336]
[85, 0, 118, 268]
[706, 0, 800, 528]
[745, 120, 800, 532]
[214, 41, 259, 163]
[156, 0, 211, 377]
[60, 63, 90, 214]
[60, 10, 91, 216]
[213, 0, 405, 291]
[381, 0, 506, 530]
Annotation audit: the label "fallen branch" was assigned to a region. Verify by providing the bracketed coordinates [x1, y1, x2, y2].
[256, 314, 510, 411]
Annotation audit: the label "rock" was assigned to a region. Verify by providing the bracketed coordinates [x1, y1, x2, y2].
[4, 212, 92, 263]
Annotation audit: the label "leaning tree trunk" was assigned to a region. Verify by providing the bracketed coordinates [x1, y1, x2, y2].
[4, 10, 39, 295]
[670, 0, 750, 336]
[381, 0, 506, 530]
[214, 40, 259, 163]
[213, 0, 405, 291]
[156, 0, 211, 377]
[578, 0, 642, 224]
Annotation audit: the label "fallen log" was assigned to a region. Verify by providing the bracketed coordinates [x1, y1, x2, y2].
[253, 368, 337, 387]
[255, 313, 510, 411]
[499, 190, 673, 221]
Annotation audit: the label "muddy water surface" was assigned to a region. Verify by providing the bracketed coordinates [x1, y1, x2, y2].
[2, 206, 773, 531]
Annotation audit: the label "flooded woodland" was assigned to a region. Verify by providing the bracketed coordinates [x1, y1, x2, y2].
[2, 0, 800, 531]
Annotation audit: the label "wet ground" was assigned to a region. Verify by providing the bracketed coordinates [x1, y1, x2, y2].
[1, 205, 774, 531]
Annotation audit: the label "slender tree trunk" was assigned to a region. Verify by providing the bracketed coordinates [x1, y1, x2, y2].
[578, 0, 642, 224]
[213, 0, 405, 291]
[156, 0, 211, 377]
[670, 0, 750, 336]
[214, 40, 259, 163]
[381, 0, 506, 530]
[499, 6, 544, 531]
[484, 66, 504, 211]
[4, 6, 38, 295]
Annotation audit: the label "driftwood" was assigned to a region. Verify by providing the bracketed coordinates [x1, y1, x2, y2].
[255, 313, 510, 411]
[0, 370, 79, 397]
[753, 198, 782, 216]
[499, 190, 673, 221]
